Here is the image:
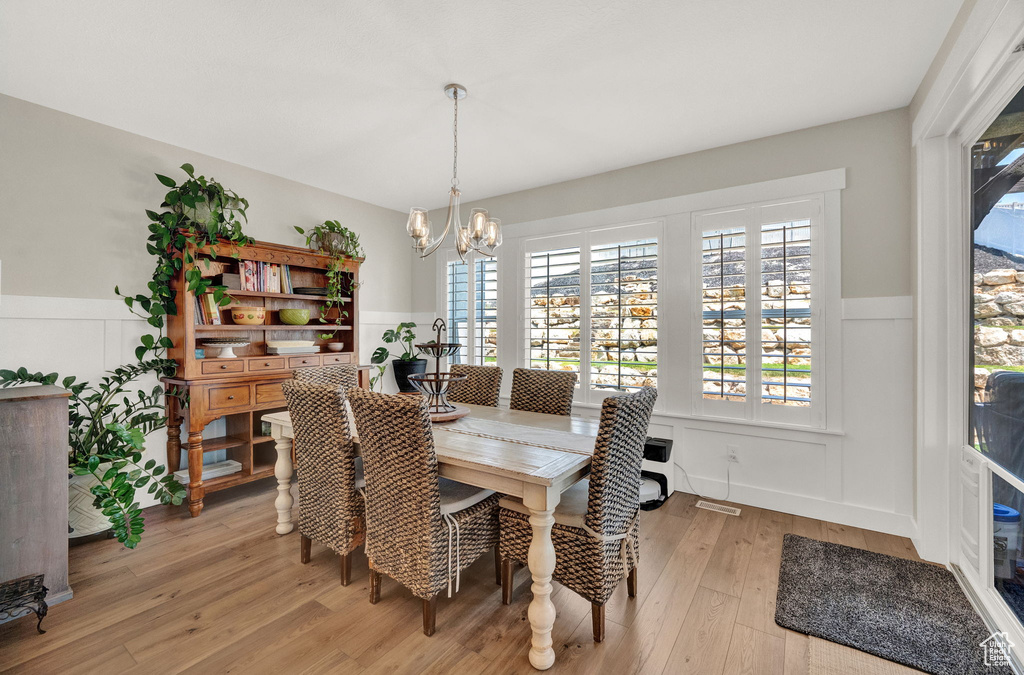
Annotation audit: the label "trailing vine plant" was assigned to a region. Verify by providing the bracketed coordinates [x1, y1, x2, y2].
[0, 363, 187, 548]
[116, 163, 252, 360]
[294, 220, 364, 340]
[0, 164, 256, 548]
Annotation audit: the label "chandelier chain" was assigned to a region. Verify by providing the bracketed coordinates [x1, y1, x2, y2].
[452, 93, 459, 188]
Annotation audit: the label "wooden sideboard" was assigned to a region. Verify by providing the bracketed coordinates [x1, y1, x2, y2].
[0, 386, 72, 606]
[162, 239, 363, 517]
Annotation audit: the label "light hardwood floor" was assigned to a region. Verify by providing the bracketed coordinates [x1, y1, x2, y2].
[0, 482, 925, 674]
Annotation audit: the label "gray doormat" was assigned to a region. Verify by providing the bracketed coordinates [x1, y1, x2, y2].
[775, 534, 1013, 675]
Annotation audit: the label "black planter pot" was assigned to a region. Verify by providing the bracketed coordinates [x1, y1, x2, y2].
[392, 359, 427, 392]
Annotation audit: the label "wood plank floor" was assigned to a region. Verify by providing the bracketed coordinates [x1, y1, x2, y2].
[0, 482, 925, 674]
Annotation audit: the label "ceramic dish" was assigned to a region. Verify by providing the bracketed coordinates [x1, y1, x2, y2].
[230, 306, 265, 325]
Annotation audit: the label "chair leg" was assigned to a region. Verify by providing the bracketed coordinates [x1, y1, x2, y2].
[592, 603, 605, 643]
[340, 553, 351, 586]
[501, 558, 514, 605]
[493, 545, 502, 585]
[422, 595, 437, 637]
[627, 566, 637, 598]
[300, 534, 311, 564]
[369, 567, 381, 604]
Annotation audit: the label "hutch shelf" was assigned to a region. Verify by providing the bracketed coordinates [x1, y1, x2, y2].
[162, 239, 363, 517]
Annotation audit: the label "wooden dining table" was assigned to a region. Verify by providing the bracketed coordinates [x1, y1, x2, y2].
[261, 403, 600, 671]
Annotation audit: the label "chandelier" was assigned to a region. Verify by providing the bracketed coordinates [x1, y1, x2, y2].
[407, 83, 501, 260]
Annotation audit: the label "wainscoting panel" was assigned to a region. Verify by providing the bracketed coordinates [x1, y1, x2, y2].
[0, 295, 427, 509]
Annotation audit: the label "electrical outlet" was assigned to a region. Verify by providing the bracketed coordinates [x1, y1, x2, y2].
[726, 445, 740, 463]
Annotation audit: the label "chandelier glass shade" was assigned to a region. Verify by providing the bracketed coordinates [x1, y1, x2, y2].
[408, 84, 500, 260]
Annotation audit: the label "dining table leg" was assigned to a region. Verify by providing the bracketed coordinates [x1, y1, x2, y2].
[523, 484, 560, 671]
[270, 424, 295, 535]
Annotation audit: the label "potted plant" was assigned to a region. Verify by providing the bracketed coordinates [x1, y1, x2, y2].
[371, 322, 426, 392]
[294, 220, 364, 340]
[116, 163, 253, 361]
[0, 361, 187, 548]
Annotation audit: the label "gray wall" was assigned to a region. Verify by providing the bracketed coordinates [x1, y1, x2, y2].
[0, 94, 410, 313]
[413, 108, 911, 311]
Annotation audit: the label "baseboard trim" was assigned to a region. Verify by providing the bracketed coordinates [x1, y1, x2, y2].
[672, 466, 916, 538]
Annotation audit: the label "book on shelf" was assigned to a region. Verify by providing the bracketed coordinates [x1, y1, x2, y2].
[282, 265, 293, 294]
[194, 297, 206, 325]
[238, 261, 290, 294]
[197, 293, 221, 325]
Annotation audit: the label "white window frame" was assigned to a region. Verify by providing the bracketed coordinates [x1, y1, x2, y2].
[433, 169, 844, 429]
[437, 249, 499, 366]
[521, 221, 663, 406]
[692, 196, 828, 429]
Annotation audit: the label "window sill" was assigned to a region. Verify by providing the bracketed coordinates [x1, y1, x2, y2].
[569, 400, 844, 438]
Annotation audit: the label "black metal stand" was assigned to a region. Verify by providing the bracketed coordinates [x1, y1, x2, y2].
[408, 318, 467, 414]
[0, 574, 48, 634]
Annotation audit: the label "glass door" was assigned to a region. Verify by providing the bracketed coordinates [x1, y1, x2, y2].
[970, 86, 1024, 627]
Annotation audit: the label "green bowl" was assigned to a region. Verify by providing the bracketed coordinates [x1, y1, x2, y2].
[278, 308, 310, 325]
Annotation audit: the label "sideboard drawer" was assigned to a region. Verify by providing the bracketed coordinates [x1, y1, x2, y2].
[322, 353, 352, 365]
[201, 360, 245, 375]
[207, 384, 251, 412]
[255, 382, 286, 406]
[288, 355, 321, 368]
[249, 357, 286, 372]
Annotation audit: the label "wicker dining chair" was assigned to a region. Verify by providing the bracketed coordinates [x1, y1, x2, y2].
[499, 386, 658, 642]
[281, 379, 365, 586]
[446, 364, 502, 407]
[292, 364, 359, 393]
[508, 368, 577, 415]
[347, 387, 501, 636]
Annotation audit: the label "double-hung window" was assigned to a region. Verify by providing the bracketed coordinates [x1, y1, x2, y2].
[694, 198, 823, 427]
[524, 223, 660, 404]
[444, 251, 498, 365]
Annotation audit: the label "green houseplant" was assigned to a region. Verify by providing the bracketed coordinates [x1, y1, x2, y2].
[116, 163, 252, 360]
[294, 220, 364, 341]
[370, 322, 425, 392]
[0, 164, 252, 548]
[0, 363, 187, 548]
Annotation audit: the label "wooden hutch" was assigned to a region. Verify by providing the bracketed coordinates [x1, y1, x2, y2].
[162, 239, 362, 517]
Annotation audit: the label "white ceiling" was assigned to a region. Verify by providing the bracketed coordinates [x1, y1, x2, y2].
[0, 0, 962, 211]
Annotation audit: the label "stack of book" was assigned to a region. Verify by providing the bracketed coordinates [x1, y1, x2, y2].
[240, 261, 293, 294]
[266, 340, 319, 355]
[193, 294, 222, 325]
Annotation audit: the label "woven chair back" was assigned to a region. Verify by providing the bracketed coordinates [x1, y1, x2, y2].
[347, 388, 445, 590]
[292, 364, 359, 394]
[509, 368, 577, 415]
[447, 364, 502, 407]
[585, 387, 658, 536]
[281, 379, 364, 553]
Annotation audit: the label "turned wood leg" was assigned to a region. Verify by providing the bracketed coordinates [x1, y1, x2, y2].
[165, 390, 181, 474]
[186, 431, 204, 518]
[494, 544, 502, 586]
[591, 603, 605, 643]
[627, 567, 637, 598]
[300, 534, 311, 564]
[272, 433, 295, 535]
[340, 553, 351, 586]
[422, 595, 437, 637]
[369, 567, 381, 604]
[523, 484, 560, 670]
[501, 557, 514, 605]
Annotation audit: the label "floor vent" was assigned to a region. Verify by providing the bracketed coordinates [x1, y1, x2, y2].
[695, 500, 741, 516]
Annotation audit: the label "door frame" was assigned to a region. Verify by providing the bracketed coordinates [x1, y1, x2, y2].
[914, 0, 1024, 657]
